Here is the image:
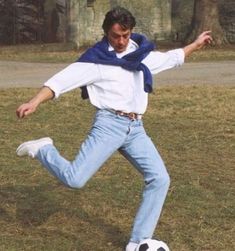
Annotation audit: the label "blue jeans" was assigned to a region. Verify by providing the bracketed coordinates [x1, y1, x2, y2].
[37, 109, 170, 243]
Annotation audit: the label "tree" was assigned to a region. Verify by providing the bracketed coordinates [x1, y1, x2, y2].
[185, 0, 228, 45]
[17, 0, 45, 43]
[0, 0, 66, 44]
[0, 0, 45, 44]
[0, 0, 17, 44]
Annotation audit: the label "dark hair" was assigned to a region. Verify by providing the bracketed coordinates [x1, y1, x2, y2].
[102, 6, 136, 34]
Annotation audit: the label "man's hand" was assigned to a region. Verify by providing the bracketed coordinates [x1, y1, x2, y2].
[184, 31, 213, 57]
[16, 102, 37, 118]
[194, 31, 213, 49]
[16, 86, 54, 119]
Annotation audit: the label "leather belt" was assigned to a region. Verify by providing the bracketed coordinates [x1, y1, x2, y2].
[108, 109, 142, 120]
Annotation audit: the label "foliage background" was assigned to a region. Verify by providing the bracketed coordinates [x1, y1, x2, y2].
[0, 0, 235, 45]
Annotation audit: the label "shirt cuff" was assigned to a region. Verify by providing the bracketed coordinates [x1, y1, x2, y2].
[174, 48, 185, 66]
[43, 80, 60, 99]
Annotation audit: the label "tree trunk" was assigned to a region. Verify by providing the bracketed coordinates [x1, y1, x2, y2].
[185, 0, 228, 45]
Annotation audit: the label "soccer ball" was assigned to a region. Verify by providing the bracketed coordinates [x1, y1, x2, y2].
[135, 239, 170, 251]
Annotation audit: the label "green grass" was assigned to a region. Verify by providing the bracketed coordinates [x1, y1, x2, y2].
[0, 43, 235, 63]
[0, 43, 79, 63]
[0, 85, 234, 250]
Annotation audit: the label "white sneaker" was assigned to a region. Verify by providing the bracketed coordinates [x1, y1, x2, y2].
[125, 242, 138, 251]
[16, 137, 53, 158]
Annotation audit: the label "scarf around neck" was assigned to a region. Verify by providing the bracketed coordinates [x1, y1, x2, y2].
[77, 33, 155, 99]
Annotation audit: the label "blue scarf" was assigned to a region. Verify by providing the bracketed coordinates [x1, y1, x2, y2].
[77, 33, 155, 99]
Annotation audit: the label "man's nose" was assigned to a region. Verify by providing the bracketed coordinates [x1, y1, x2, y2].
[118, 37, 125, 45]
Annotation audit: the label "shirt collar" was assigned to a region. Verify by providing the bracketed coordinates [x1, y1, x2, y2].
[108, 39, 139, 57]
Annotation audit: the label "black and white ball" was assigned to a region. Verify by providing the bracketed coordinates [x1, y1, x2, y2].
[135, 239, 170, 251]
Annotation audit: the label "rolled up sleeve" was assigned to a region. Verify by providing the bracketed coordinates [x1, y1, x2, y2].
[142, 48, 185, 75]
[43, 62, 101, 98]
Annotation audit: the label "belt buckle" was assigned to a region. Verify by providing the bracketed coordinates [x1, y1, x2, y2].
[128, 112, 136, 120]
[115, 110, 141, 120]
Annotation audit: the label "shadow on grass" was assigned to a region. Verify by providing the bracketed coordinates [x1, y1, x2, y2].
[0, 183, 127, 249]
[0, 184, 60, 226]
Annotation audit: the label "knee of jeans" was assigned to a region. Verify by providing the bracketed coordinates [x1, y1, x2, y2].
[63, 175, 87, 189]
[66, 179, 87, 189]
[146, 172, 170, 189]
[162, 172, 170, 188]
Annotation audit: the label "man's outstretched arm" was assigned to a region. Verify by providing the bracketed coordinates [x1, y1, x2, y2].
[183, 31, 213, 57]
[16, 86, 54, 119]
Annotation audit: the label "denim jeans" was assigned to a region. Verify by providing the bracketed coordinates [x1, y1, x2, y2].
[37, 109, 170, 243]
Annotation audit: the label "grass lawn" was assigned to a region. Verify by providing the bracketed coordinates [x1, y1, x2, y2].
[0, 85, 234, 251]
[0, 43, 235, 63]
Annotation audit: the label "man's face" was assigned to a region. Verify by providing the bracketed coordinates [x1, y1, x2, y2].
[106, 23, 132, 53]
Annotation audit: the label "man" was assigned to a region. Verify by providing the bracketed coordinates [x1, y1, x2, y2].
[16, 7, 212, 251]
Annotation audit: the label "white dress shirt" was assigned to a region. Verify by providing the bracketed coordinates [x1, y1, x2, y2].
[44, 39, 185, 114]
